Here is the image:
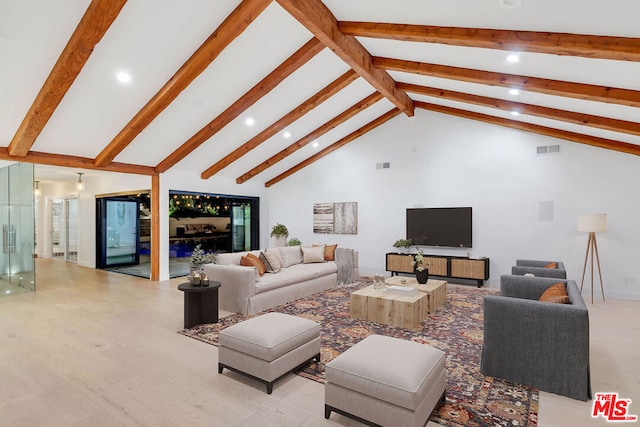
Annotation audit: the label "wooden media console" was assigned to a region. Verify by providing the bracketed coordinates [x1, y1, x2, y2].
[386, 252, 489, 287]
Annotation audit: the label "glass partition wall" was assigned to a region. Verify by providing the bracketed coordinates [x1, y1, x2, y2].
[0, 163, 36, 295]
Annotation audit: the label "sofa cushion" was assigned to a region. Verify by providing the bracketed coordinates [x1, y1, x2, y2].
[539, 282, 570, 304]
[278, 246, 303, 267]
[255, 262, 337, 294]
[260, 250, 281, 273]
[313, 243, 338, 261]
[302, 245, 325, 263]
[324, 244, 338, 261]
[241, 253, 266, 276]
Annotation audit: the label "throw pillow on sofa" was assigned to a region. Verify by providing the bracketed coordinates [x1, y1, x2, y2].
[260, 249, 282, 273]
[539, 282, 570, 304]
[241, 253, 267, 276]
[301, 245, 325, 263]
[278, 246, 303, 267]
[314, 243, 338, 261]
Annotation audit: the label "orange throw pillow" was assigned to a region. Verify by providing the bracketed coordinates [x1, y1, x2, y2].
[324, 244, 338, 261]
[544, 262, 558, 269]
[539, 282, 570, 304]
[240, 253, 266, 276]
[314, 243, 338, 261]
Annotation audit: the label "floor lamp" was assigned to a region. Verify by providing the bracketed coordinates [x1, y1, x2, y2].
[578, 213, 606, 304]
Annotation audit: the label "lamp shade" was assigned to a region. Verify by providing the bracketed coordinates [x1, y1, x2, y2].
[578, 214, 607, 232]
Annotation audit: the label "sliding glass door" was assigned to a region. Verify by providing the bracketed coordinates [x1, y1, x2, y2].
[96, 197, 140, 268]
[231, 203, 252, 252]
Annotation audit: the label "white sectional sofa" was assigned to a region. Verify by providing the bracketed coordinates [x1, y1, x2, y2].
[202, 245, 359, 315]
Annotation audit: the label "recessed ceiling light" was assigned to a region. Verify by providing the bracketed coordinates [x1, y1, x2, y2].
[312, 142, 319, 148]
[283, 131, 291, 139]
[115, 71, 132, 84]
[506, 54, 520, 63]
[511, 110, 520, 116]
[245, 117, 255, 126]
[509, 89, 520, 96]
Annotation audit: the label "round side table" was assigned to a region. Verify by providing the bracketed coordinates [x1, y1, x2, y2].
[178, 281, 221, 329]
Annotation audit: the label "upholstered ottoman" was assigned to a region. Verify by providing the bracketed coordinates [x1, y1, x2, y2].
[218, 312, 320, 394]
[325, 335, 446, 427]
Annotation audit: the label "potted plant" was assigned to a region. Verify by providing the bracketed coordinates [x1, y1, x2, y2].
[287, 237, 301, 246]
[393, 238, 413, 253]
[410, 249, 430, 284]
[189, 244, 216, 285]
[270, 223, 289, 247]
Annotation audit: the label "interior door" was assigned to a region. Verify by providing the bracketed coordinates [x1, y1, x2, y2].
[65, 198, 78, 263]
[50, 199, 64, 259]
[96, 198, 140, 268]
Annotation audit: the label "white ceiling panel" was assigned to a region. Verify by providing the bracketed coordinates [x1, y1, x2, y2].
[1, 0, 638, 184]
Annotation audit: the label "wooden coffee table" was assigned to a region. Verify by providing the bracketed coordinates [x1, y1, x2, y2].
[350, 278, 446, 330]
[384, 277, 447, 314]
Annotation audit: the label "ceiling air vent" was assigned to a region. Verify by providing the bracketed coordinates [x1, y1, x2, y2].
[536, 144, 561, 156]
[376, 162, 390, 169]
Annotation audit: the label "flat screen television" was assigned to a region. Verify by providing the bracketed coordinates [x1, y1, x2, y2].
[406, 207, 472, 248]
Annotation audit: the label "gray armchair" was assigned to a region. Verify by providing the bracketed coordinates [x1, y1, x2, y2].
[481, 275, 591, 401]
[511, 259, 567, 279]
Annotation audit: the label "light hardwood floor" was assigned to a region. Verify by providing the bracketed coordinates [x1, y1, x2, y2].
[0, 259, 637, 426]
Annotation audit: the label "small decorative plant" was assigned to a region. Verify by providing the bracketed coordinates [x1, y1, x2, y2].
[189, 244, 216, 270]
[270, 223, 289, 239]
[287, 237, 301, 246]
[410, 249, 430, 272]
[393, 238, 413, 249]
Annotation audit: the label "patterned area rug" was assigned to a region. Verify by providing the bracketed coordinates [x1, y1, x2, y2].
[179, 279, 539, 427]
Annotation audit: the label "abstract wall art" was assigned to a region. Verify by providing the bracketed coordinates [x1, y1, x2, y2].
[313, 202, 357, 234]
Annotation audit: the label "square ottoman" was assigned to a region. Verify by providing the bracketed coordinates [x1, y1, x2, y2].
[325, 335, 446, 427]
[218, 312, 321, 394]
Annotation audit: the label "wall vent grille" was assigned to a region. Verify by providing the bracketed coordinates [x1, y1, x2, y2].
[537, 144, 561, 156]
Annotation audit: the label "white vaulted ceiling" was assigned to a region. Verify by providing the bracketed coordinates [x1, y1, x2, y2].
[1, 0, 639, 185]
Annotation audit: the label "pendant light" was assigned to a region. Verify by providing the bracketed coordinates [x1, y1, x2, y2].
[76, 173, 84, 192]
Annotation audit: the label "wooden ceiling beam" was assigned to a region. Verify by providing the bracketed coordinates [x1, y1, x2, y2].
[8, 0, 127, 158]
[275, 0, 414, 116]
[0, 148, 156, 175]
[414, 101, 640, 157]
[156, 37, 324, 173]
[94, 0, 272, 167]
[201, 69, 359, 179]
[398, 82, 640, 137]
[265, 107, 401, 187]
[236, 91, 384, 183]
[374, 57, 640, 108]
[340, 22, 640, 62]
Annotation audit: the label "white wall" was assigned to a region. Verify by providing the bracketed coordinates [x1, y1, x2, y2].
[267, 109, 640, 301]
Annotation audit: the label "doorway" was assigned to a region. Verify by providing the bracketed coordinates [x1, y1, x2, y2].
[96, 197, 140, 268]
[50, 197, 78, 262]
[169, 191, 259, 260]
